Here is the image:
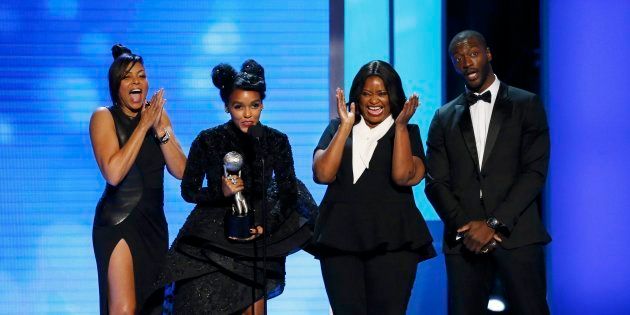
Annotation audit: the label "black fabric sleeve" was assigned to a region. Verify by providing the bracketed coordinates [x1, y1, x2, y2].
[180, 132, 227, 205]
[314, 119, 340, 154]
[408, 124, 426, 162]
[491, 95, 550, 232]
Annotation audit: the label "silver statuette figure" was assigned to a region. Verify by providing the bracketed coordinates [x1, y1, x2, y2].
[223, 151, 254, 240]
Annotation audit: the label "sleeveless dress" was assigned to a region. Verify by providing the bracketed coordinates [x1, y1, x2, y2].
[92, 105, 168, 314]
[154, 122, 315, 314]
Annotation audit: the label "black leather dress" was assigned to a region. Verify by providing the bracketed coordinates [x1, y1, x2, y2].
[92, 105, 167, 314]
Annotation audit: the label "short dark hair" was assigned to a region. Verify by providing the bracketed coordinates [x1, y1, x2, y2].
[348, 60, 406, 121]
[448, 30, 488, 54]
[211, 59, 266, 106]
[108, 44, 143, 106]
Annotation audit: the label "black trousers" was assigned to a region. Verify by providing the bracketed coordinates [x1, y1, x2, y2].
[445, 244, 549, 315]
[320, 250, 419, 315]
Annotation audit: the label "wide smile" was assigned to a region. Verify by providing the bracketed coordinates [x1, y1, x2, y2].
[366, 105, 384, 117]
[129, 88, 143, 104]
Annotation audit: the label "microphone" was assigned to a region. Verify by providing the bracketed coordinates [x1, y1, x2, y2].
[246, 123, 268, 315]
[247, 123, 263, 140]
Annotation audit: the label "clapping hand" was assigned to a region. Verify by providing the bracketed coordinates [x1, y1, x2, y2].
[395, 93, 420, 126]
[139, 88, 166, 130]
[336, 88, 355, 128]
[148, 88, 167, 131]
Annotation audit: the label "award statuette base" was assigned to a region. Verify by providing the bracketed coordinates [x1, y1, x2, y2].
[226, 213, 254, 241]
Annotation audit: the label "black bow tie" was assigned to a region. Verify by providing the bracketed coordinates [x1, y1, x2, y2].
[466, 91, 492, 105]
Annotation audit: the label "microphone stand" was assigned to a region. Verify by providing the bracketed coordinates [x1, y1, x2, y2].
[248, 124, 267, 315]
[261, 153, 267, 315]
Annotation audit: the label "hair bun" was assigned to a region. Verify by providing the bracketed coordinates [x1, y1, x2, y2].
[240, 59, 264, 79]
[212, 63, 237, 90]
[111, 44, 132, 60]
[212, 60, 267, 104]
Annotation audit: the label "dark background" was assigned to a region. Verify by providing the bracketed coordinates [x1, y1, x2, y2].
[445, 0, 540, 100]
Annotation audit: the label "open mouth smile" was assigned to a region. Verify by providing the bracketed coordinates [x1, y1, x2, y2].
[129, 89, 143, 103]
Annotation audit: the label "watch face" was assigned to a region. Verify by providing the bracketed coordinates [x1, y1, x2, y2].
[159, 130, 170, 143]
[487, 218, 498, 228]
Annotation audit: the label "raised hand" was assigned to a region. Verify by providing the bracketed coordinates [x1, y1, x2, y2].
[138, 88, 164, 131]
[139, 88, 164, 130]
[336, 88, 355, 128]
[148, 88, 167, 130]
[395, 93, 420, 126]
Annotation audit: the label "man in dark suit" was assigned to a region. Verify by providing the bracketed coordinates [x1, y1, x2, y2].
[425, 30, 551, 315]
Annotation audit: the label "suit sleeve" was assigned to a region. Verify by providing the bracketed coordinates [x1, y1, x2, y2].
[492, 95, 550, 232]
[424, 109, 471, 231]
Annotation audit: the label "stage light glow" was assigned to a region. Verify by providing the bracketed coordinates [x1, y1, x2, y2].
[487, 297, 506, 312]
[202, 22, 241, 54]
[78, 32, 112, 58]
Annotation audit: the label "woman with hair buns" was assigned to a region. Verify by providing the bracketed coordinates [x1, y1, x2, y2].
[155, 59, 315, 314]
[90, 44, 186, 314]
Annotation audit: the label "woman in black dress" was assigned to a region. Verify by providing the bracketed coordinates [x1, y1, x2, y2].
[312, 60, 436, 314]
[90, 44, 186, 314]
[156, 59, 315, 314]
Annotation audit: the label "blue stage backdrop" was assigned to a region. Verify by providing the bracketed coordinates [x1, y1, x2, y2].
[543, 1, 630, 314]
[0, 1, 330, 313]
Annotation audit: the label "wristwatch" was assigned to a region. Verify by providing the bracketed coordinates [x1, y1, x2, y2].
[486, 217, 502, 230]
[156, 128, 170, 144]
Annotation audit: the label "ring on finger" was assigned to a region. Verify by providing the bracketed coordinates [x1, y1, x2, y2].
[230, 177, 237, 185]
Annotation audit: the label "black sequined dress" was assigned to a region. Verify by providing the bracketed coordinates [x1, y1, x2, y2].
[156, 122, 315, 314]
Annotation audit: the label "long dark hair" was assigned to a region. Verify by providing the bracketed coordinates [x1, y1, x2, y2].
[108, 44, 143, 106]
[211, 59, 266, 107]
[348, 60, 407, 121]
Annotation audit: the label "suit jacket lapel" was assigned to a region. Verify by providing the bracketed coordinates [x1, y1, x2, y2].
[481, 83, 512, 170]
[456, 94, 481, 172]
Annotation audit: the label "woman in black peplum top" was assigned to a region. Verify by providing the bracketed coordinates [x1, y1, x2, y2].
[312, 60, 436, 315]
